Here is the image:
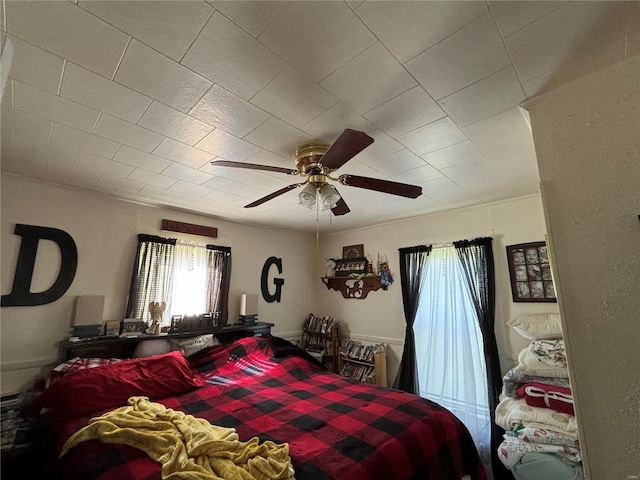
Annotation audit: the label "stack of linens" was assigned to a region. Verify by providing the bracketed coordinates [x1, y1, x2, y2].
[496, 313, 583, 480]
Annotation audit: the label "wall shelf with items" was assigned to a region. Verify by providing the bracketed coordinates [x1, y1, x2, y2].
[338, 340, 387, 387]
[301, 314, 340, 373]
[321, 276, 386, 299]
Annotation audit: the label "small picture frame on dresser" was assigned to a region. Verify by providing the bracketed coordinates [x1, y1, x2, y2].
[121, 318, 147, 336]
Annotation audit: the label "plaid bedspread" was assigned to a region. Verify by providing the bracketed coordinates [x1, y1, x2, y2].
[53, 336, 486, 480]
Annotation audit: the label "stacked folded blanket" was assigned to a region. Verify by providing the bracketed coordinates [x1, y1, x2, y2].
[497, 314, 583, 480]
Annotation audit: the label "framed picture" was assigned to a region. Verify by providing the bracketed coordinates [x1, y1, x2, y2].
[121, 318, 148, 336]
[103, 319, 121, 336]
[506, 242, 556, 303]
[334, 257, 368, 277]
[342, 244, 364, 259]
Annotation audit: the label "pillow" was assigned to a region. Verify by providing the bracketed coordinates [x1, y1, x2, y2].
[44, 357, 124, 388]
[171, 335, 218, 357]
[33, 351, 203, 422]
[133, 339, 174, 358]
[507, 313, 562, 340]
[517, 347, 569, 378]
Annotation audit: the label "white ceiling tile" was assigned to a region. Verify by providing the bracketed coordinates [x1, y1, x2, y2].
[489, 1, 568, 38]
[137, 101, 213, 146]
[4, 35, 64, 94]
[438, 66, 524, 127]
[6, 1, 128, 78]
[77, 152, 135, 178]
[13, 81, 99, 132]
[394, 163, 444, 185]
[368, 149, 426, 177]
[168, 180, 213, 198]
[94, 114, 164, 153]
[7, 130, 82, 169]
[406, 13, 511, 100]
[1, 107, 54, 144]
[208, 1, 288, 37]
[421, 176, 479, 207]
[251, 67, 339, 128]
[51, 123, 120, 159]
[203, 180, 252, 204]
[421, 141, 486, 170]
[137, 185, 183, 201]
[53, 165, 103, 188]
[364, 86, 445, 138]
[196, 128, 261, 161]
[397, 117, 467, 156]
[152, 138, 213, 169]
[321, 43, 416, 115]
[462, 107, 538, 171]
[60, 63, 151, 123]
[243, 117, 312, 157]
[352, 129, 404, 165]
[115, 40, 212, 113]
[189, 84, 270, 138]
[78, 1, 213, 62]
[113, 145, 171, 173]
[97, 174, 145, 194]
[505, 2, 628, 84]
[128, 168, 178, 189]
[356, 1, 487, 63]
[162, 163, 214, 185]
[258, 2, 376, 81]
[300, 103, 377, 144]
[440, 160, 506, 197]
[181, 12, 287, 100]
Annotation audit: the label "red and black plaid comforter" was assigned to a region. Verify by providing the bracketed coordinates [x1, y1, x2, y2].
[52, 336, 486, 480]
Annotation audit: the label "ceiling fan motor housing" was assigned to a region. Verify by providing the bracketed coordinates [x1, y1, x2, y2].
[294, 142, 330, 175]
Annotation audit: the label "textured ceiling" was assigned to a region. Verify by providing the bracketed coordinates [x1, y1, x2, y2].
[1, 1, 636, 233]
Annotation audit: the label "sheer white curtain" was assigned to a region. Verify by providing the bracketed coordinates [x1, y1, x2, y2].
[170, 241, 210, 317]
[414, 246, 491, 467]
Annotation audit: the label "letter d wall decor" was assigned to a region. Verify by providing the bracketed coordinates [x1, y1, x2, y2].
[1, 224, 78, 306]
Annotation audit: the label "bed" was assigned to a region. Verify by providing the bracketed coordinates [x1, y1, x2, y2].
[33, 335, 486, 480]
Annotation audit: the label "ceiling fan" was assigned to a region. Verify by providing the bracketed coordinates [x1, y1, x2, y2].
[210, 129, 422, 216]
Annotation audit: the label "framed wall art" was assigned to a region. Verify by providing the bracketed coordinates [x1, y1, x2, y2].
[342, 244, 364, 259]
[506, 241, 556, 303]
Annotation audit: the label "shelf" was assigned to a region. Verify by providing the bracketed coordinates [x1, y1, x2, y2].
[321, 275, 386, 299]
[338, 351, 387, 387]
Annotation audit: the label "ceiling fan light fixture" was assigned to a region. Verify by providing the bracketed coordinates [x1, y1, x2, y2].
[318, 183, 341, 210]
[298, 183, 317, 208]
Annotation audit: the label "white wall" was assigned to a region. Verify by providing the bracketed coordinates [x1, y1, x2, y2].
[1, 174, 316, 394]
[316, 194, 557, 385]
[524, 55, 640, 480]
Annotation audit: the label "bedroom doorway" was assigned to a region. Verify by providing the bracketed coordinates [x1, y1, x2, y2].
[414, 246, 492, 474]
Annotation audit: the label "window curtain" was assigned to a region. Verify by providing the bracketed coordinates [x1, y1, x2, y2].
[206, 244, 231, 326]
[393, 245, 432, 394]
[454, 237, 512, 480]
[125, 234, 176, 325]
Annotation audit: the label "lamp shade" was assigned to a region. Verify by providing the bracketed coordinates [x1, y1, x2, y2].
[298, 183, 316, 208]
[318, 183, 341, 210]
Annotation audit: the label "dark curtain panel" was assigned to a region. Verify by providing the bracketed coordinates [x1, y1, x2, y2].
[454, 237, 512, 480]
[125, 234, 177, 323]
[206, 245, 232, 326]
[393, 245, 432, 394]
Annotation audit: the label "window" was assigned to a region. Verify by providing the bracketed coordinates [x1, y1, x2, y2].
[125, 235, 231, 327]
[414, 246, 491, 466]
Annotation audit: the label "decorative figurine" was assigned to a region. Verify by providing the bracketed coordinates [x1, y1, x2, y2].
[147, 301, 166, 335]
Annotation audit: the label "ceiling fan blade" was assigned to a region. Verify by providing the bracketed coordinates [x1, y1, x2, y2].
[244, 183, 302, 208]
[320, 129, 374, 170]
[339, 174, 422, 198]
[331, 196, 350, 216]
[211, 160, 298, 175]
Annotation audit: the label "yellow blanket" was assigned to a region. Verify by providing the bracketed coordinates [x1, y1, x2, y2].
[61, 396, 295, 480]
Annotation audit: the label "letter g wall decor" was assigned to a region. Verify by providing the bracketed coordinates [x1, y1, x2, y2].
[261, 256, 284, 303]
[2, 224, 78, 306]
